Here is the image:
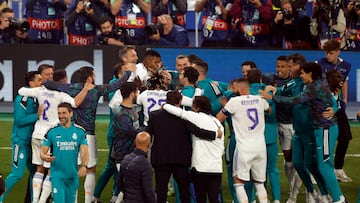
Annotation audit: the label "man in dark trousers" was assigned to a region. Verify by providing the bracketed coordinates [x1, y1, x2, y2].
[146, 90, 219, 203]
[118, 132, 156, 203]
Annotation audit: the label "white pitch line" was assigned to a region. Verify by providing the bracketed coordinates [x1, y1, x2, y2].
[0, 146, 360, 157]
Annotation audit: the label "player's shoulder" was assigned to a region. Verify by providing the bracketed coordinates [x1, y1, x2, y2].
[46, 124, 62, 135]
[73, 123, 86, 133]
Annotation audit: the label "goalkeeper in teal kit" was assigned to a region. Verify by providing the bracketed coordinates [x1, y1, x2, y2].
[40, 102, 89, 203]
[0, 71, 42, 203]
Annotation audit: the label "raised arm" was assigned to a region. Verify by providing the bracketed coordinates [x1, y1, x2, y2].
[110, 0, 124, 15]
[73, 82, 95, 107]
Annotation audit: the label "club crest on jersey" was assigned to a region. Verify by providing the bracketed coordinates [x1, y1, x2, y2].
[56, 135, 61, 139]
[72, 133, 77, 140]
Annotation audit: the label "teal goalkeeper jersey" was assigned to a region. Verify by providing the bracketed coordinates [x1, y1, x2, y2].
[197, 78, 228, 115]
[250, 83, 277, 144]
[12, 95, 38, 145]
[290, 78, 313, 134]
[43, 124, 87, 178]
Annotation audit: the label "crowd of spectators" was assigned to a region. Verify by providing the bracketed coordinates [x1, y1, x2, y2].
[0, 0, 360, 49]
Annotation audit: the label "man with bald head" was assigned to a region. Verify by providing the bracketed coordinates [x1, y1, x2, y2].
[118, 132, 156, 203]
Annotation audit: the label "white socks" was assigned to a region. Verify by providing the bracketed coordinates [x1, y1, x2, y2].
[84, 173, 96, 203]
[38, 176, 52, 203]
[115, 191, 124, 203]
[234, 183, 248, 203]
[32, 172, 44, 203]
[254, 183, 268, 203]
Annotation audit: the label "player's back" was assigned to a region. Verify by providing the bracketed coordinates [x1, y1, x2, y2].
[228, 94, 269, 152]
[19, 86, 75, 139]
[137, 89, 167, 126]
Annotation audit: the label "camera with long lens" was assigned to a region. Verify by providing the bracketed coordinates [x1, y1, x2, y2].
[83, 1, 92, 9]
[9, 18, 30, 32]
[355, 1, 360, 10]
[282, 8, 293, 20]
[144, 23, 164, 35]
[98, 27, 127, 45]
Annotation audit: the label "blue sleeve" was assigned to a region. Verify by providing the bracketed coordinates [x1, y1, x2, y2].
[97, 71, 131, 96]
[43, 81, 83, 97]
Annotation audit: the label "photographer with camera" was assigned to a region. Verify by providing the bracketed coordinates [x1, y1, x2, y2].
[310, 0, 346, 49]
[344, 0, 360, 50]
[271, 0, 317, 49]
[146, 14, 189, 46]
[0, 7, 14, 44]
[151, 0, 187, 27]
[65, 0, 101, 45]
[94, 16, 132, 46]
[0, 7, 30, 44]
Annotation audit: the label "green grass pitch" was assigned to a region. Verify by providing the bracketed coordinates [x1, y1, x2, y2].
[0, 115, 359, 202]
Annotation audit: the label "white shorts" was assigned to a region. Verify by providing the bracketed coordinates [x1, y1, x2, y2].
[78, 134, 98, 168]
[232, 147, 267, 182]
[278, 123, 295, 150]
[31, 138, 50, 168]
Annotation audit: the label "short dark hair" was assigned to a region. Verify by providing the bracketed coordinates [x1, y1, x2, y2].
[193, 96, 213, 115]
[300, 62, 323, 81]
[144, 50, 161, 58]
[183, 66, 199, 84]
[247, 69, 262, 84]
[58, 102, 73, 112]
[76, 67, 94, 83]
[192, 60, 208, 73]
[99, 16, 114, 25]
[187, 54, 203, 64]
[120, 82, 137, 99]
[0, 7, 14, 16]
[323, 39, 340, 52]
[113, 62, 126, 78]
[37, 64, 54, 74]
[166, 90, 182, 105]
[25, 71, 40, 86]
[288, 53, 306, 66]
[277, 55, 288, 61]
[241, 61, 257, 69]
[237, 77, 250, 85]
[53, 69, 67, 82]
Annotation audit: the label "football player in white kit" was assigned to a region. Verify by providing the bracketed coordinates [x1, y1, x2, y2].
[217, 78, 271, 203]
[18, 80, 94, 203]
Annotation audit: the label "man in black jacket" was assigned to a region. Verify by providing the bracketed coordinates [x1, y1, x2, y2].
[147, 91, 218, 203]
[118, 132, 156, 203]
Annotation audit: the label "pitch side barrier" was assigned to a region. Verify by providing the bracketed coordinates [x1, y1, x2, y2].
[0, 45, 359, 102]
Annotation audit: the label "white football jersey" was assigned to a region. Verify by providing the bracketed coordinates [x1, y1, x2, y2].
[137, 89, 167, 126]
[224, 94, 269, 152]
[18, 86, 76, 139]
